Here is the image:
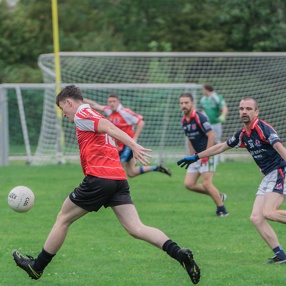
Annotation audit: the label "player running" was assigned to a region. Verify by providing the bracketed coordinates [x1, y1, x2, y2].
[179, 93, 228, 217]
[178, 97, 286, 264]
[84, 95, 171, 178]
[13, 85, 200, 284]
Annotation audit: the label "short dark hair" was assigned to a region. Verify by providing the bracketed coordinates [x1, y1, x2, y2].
[56, 85, 83, 107]
[180, 92, 194, 101]
[107, 93, 119, 100]
[203, 84, 214, 92]
[241, 97, 258, 110]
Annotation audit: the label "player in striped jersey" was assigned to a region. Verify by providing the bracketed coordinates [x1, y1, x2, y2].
[84, 95, 171, 177]
[179, 93, 228, 217]
[178, 97, 286, 264]
[13, 85, 200, 284]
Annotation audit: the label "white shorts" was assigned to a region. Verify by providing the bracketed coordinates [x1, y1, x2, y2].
[187, 156, 217, 174]
[211, 123, 222, 144]
[257, 168, 286, 196]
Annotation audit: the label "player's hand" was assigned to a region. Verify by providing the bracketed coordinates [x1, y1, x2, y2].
[218, 114, 226, 123]
[200, 157, 209, 166]
[177, 154, 199, 169]
[133, 144, 152, 166]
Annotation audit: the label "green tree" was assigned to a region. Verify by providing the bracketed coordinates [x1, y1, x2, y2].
[219, 0, 286, 51]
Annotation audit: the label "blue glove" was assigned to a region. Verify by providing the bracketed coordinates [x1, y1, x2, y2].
[177, 154, 200, 169]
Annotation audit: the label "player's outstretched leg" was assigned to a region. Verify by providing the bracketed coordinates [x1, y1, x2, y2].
[13, 250, 43, 280]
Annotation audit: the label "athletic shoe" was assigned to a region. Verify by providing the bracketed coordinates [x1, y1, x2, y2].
[264, 255, 286, 264]
[13, 250, 43, 280]
[177, 248, 200, 284]
[156, 164, 172, 176]
[216, 210, 229, 217]
[220, 193, 227, 202]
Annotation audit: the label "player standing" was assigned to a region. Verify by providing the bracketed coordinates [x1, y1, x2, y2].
[179, 93, 228, 217]
[200, 84, 228, 144]
[84, 95, 171, 178]
[13, 85, 200, 284]
[178, 97, 286, 263]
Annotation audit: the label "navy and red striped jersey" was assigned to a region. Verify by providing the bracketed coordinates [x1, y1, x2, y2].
[227, 118, 286, 175]
[181, 109, 212, 153]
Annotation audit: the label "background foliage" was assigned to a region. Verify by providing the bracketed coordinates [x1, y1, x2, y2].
[1, 0, 286, 83]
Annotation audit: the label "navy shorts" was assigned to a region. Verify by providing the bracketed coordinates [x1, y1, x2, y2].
[119, 145, 133, 163]
[69, 176, 133, 212]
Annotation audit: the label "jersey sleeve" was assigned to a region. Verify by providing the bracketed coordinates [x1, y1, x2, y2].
[198, 113, 212, 133]
[218, 94, 227, 108]
[260, 122, 281, 146]
[75, 108, 103, 132]
[120, 107, 143, 125]
[103, 106, 112, 116]
[227, 130, 245, 148]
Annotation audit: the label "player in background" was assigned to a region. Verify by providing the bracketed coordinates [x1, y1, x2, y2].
[200, 84, 228, 144]
[13, 85, 200, 284]
[178, 97, 286, 264]
[179, 93, 228, 217]
[84, 95, 171, 178]
[200, 84, 228, 162]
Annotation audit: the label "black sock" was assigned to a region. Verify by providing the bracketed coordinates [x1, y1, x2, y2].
[162, 239, 181, 262]
[216, 205, 226, 212]
[34, 248, 56, 272]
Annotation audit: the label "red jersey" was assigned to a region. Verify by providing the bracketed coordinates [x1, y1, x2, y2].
[103, 104, 143, 151]
[74, 104, 126, 180]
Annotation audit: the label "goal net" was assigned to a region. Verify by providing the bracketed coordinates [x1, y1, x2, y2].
[16, 52, 286, 164]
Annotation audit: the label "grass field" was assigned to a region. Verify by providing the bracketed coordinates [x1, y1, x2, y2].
[1, 161, 286, 286]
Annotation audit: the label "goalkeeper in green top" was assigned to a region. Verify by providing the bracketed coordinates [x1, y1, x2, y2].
[200, 84, 228, 144]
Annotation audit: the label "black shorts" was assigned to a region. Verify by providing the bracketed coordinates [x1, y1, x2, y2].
[69, 176, 133, 212]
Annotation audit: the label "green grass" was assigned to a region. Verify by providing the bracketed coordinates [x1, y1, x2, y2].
[1, 161, 286, 286]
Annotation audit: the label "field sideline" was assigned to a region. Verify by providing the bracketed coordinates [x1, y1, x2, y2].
[1, 161, 286, 286]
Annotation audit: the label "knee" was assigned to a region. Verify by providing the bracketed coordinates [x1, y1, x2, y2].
[202, 182, 212, 190]
[126, 170, 136, 178]
[125, 165, 137, 178]
[55, 211, 72, 227]
[184, 181, 194, 190]
[250, 213, 264, 226]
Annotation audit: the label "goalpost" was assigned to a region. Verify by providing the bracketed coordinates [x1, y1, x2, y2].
[33, 83, 201, 164]
[3, 52, 286, 164]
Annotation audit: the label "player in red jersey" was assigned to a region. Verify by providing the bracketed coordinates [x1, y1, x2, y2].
[84, 95, 171, 178]
[13, 85, 200, 284]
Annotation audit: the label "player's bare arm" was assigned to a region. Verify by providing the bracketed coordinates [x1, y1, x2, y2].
[83, 98, 105, 112]
[221, 105, 228, 116]
[273, 141, 286, 162]
[133, 120, 145, 142]
[97, 118, 152, 165]
[198, 142, 231, 159]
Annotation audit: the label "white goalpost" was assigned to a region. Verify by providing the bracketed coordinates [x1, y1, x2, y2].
[3, 52, 286, 164]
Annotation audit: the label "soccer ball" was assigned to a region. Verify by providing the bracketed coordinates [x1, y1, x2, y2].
[8, 186, 35, 213]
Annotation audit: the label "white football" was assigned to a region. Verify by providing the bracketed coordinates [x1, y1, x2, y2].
[8, 186, 35, 213]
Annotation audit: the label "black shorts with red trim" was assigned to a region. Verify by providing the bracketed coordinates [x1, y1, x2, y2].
[69, 175, 133, 212]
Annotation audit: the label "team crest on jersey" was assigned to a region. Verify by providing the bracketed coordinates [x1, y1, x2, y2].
[229, 135, 236, 143]
[275, 183, 283, 190]
[191, 124, 196, 130]
[268, 133, 279, 144]
[203, 121, 211, 130]
[255, 139, 261, 147]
